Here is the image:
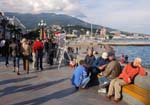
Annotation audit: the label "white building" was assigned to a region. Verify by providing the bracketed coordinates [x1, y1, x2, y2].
[100, 27, 107, 39]
[0, 12, 26, 39]
[9, 16, 26, 35]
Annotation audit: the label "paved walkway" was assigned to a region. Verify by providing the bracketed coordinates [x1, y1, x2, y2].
[0, 56, 127, 105]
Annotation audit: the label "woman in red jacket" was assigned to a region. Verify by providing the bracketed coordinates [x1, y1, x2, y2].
[106, 57, 147, 103]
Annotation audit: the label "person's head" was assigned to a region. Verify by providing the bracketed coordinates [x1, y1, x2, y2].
[133, 58, 142, 67]
[21, 38, 27, 44]
[87, 49, 93, 56]
[79, 60, 86, 67]
[122, 54, 124, 57]
[101, 52, 108, 60]
[108, 52, 115, 61]
[36, 37, 40, 41]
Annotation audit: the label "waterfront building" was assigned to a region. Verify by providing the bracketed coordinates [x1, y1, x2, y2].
[0, 12, 26, 39]
[110, 31, 121, 39]
[9, 16, 26, 39]
[100, 27, 106, 39]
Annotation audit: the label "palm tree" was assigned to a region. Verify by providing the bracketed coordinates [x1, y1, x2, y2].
[7, 24, 22, 39]
[0, 17, 9, 39]
[7, 23, 16, 38]
[14, 27, 22, 39]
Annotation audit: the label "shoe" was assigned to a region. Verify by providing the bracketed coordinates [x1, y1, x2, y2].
[5, 65, 8, 68]
[105, 95, 111, 100]
[40, 68, 43, 71]
[17, 72, 20, 75]
[27, 71, 29, 74]
[98, 88, 106, 93]
[75, 87, 79, 90]
[13, 70, 15, 72]
[113, 98, 120, 103]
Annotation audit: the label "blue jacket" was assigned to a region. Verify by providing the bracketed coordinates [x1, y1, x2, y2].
[92, 57, 110, 73]
[72, 65, 87, 87]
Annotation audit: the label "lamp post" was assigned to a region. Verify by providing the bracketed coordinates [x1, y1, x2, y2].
[38, 20, 46, 40]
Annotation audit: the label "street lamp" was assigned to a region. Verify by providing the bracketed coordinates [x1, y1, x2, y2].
[38, 20, 46, 40]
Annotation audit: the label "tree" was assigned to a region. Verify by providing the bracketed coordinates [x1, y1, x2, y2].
[0, 18, 9, 39]
[24, 29, 39, 40]
[7, 24, 22, 39]
[14, 27, 22, 39]
[7, 24, 15, 38]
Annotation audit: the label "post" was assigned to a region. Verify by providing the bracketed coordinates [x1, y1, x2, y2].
[91, 23, 93, 39]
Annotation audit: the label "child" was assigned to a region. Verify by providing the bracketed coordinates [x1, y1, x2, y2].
[72, 60, 88, 90]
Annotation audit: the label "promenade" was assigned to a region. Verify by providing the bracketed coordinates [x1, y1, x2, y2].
[0, 56, 128, 105]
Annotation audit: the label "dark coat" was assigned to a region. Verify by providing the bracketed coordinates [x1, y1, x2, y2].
[92, 57, 109, 74]
[84, 55, 96, 68]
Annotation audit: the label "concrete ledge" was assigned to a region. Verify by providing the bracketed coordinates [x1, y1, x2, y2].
[134, 75, 150, 90]
[123, 93, 145, 105]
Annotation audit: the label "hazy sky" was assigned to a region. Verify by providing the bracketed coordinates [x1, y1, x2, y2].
[0, 0, 150, 34]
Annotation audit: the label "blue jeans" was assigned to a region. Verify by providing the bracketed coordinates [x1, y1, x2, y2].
[13, 56, 20, 68]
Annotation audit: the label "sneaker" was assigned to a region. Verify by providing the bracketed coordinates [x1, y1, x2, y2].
[113, 98, 120, 103]
[105, 95, 111, 100]
[98, 88, 106, 93]
[17, 72, 20, 75]
[75, 87, 79, 90]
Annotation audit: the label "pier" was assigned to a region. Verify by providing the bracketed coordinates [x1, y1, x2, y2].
[68, 41, 150, 47]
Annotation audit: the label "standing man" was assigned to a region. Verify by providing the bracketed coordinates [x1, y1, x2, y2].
[21, 38, 31, 74]
[3, 39, 10, 67]
[9, 38, 21, 75]
[44, 39, 49, 63]
[48, 39, 54, 65]
[33, 38, 44, 71]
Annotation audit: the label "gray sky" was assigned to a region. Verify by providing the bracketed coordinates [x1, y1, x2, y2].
[0, 0, 150, 34]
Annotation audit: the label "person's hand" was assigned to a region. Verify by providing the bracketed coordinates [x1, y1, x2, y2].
[128, 78, 131, 83]
[138, 64, 142, 67]
[99, 65, 106, 70]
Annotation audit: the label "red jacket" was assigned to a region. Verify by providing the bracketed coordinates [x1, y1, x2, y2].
[33, 41, 44, 53]
[118, 63, 146, 84]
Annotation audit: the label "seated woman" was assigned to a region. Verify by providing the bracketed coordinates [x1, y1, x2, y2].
[72, 60, 88, 90]
[106, 57, 147, 103]
[84, 49, 96, 74]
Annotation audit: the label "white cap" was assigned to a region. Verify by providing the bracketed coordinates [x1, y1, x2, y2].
[102, 52, 108, 59]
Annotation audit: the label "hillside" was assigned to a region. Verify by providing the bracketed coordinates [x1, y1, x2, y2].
[5, 12, 116, 31]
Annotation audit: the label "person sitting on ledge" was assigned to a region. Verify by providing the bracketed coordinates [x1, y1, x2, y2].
[106, 57, 147, 103]
[98, 52, 121, 93]
[84, 48, 96, 74]
[89, 52, 109, 86]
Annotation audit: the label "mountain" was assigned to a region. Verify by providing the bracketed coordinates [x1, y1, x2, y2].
[5, 12, 115, 31]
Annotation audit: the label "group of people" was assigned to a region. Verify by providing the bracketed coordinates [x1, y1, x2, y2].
[0, 37, 59, 75]
[0, 37, 149, 103]
[120, 54, 128, 64]
[72, 48, 148, 103]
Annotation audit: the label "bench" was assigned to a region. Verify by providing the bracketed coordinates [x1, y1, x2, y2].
[122, 74, 150, 105]
[123, 84, 150, 105]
